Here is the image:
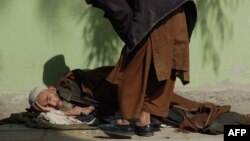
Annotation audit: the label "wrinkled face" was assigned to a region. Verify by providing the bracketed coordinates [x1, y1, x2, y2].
[36, 89, 63, 110]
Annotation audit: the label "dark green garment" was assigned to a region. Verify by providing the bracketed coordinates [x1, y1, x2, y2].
[56, 66, 119, 117]
[57, 66, 116, 107]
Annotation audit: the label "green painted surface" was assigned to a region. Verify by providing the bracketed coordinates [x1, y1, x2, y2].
[0, 0, 249, 93]
[190, 0, 250, 86]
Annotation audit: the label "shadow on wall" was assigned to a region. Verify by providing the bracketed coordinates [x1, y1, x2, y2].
[0, 0, 10, 18]
[36, 0, 245, 71]
[43, 55, 70, 87]
[195, 0, 244, 74]
[36, 0, 83, 27]
[37, 0, 121, 68]
[78, 7, 122, 67]
[0, 0, 8, 11]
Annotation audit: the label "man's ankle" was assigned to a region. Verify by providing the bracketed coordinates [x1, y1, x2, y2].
[136, 111, 151, 126]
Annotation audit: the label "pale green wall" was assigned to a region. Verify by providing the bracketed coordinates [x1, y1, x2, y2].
[190, 0, 250, 86]
[0, 0, 249, 93]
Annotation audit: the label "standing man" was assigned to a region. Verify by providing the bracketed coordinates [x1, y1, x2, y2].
[85, 0, 197, 137]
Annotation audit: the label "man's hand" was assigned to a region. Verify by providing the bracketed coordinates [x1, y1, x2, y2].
[64, 106, 95, 116]
[32, 101, 55, 112]
[48, 86, 57, 94]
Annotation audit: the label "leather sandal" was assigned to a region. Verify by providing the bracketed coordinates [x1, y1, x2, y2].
[99, 120, 135, 137]
[134, 124, 154, 137]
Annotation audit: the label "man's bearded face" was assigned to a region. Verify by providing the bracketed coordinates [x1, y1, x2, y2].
[36, 89, 63, 110]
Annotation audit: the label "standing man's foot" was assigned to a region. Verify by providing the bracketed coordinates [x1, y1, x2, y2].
[134, 120, 154, 137]
[133, 111, 154, 136]
[99, 120, 155, 137]
[99, 111, 154, 137]
[134, 124, 154, 137]
[98, 120, 135, 137]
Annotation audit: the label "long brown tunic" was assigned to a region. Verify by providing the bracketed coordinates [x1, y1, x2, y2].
[107, 7, 190, 119]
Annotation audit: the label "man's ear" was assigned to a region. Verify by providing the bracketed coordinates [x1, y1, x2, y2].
[48, 86, 57, 95]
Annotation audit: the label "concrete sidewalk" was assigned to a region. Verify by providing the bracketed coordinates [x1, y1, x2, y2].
[0, 124, 223, 141]
[1, 84, 250, 141]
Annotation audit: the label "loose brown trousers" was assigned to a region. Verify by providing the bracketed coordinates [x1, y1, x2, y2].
[107, 8, 190, 119]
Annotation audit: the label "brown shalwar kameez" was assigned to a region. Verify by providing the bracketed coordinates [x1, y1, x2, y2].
[107, 8, 190, 119]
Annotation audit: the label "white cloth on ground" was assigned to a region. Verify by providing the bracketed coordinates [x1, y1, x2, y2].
[38, 110, 88, 125]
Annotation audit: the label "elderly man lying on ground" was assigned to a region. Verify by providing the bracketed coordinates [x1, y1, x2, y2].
[26, 66, 250, 135]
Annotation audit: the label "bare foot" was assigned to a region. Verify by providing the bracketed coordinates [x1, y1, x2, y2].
[136, 111, 151, 126]
[117, 119, 130, 125]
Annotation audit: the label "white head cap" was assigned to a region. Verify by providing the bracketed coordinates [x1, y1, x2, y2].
[28, 86, 46, 105]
